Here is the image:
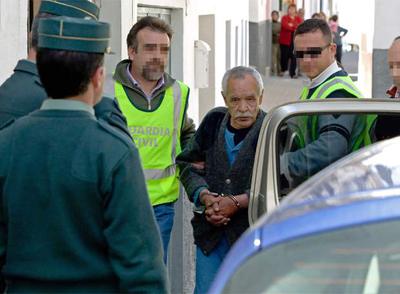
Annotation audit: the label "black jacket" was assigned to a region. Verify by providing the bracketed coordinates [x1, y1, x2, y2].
[177, 107, 266, 254]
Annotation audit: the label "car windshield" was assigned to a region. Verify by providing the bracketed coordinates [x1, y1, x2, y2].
[222, 219, 400, 294]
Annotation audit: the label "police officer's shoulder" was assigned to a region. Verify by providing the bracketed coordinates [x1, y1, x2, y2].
[97, 119, 135, 149]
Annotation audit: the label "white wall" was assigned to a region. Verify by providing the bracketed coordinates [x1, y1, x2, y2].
[250, 0, 267, 22]
[0, 0, 28, 84]
[302, 0, 321, 19]
[373, 0, 400, 49]
[331, 0, 375, 96]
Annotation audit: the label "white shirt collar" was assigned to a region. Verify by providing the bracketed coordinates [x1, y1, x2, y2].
[308, 61, 342, 89]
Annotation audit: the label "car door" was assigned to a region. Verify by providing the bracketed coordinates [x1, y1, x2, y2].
[249, 98, 400, 224]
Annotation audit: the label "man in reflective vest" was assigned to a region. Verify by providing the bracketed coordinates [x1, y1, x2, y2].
[280, 19, 371, 186]
[114, 16, 195, 263]
[375, 36, 400, 140]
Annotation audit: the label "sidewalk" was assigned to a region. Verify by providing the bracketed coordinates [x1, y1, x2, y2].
[261, 74, 306, 111]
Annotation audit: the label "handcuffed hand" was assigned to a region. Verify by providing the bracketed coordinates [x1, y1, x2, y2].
[200, 190, 230, 226]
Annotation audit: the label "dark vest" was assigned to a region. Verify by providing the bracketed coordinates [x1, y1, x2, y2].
[192, 110, 266, 255]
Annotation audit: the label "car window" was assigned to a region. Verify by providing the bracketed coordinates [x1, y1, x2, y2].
[282, 136, 400, 208]
[278, 113, 400, 198]
[249, 100, 400, 224]
[222, 220, 400, 294]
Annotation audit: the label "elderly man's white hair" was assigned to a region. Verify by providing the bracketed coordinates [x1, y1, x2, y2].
[221, 66, 264, 96]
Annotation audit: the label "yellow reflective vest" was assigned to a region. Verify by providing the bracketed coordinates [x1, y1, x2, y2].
[297, 75, 375, 151]
[115, 81, 189, 205]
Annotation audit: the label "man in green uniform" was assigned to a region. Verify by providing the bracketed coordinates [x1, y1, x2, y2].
[114, 16, 195, 262]
[0, 16, 167, 292]
[0, 0, 129, 137]
[280, 19, 369, 188]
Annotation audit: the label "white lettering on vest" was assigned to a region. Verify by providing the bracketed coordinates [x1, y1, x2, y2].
[129, 126, 172, 137]
[132, 137, 159, 148]
[129, 126, 171, 148]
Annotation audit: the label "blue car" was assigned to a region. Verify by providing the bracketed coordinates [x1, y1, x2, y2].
[211, 136, 400, 294]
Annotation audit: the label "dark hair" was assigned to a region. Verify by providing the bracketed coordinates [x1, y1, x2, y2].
[37, 49, 104, 98]
[294, 18, 333, 43]
[126, 16, 173, 51]
[394, 36, 400, 41]
[330, 14, 338, 22]
[30, 12, 53, 50]
[311, 12, 320, 19]
[271, 10, 279, 16]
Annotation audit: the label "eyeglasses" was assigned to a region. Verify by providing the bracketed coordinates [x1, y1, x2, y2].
[294, 44, 331, 59]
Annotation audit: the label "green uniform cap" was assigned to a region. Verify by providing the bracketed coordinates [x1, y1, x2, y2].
[39, 0, 100, 20]
[38, 16, 111, 54]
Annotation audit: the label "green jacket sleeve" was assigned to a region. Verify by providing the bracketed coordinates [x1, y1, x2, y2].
[102, 147, 168, 293]
[94, 97, 132, 139]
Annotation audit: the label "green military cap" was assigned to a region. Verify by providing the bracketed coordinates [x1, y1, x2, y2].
[38, 16, 111, 54]
[39, 0, 100, 20]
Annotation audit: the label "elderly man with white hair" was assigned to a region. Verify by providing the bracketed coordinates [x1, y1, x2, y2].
[177, 66, 266, 294]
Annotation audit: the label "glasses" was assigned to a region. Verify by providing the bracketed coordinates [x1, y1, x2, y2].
[294, 44, 331, 59]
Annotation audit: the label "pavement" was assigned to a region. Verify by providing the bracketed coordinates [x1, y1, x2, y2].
[262, 73, 307, 111]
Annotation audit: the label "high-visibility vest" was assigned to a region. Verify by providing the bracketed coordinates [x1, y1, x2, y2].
[296, 75, 376, 151]
[115, 81, 189, 205]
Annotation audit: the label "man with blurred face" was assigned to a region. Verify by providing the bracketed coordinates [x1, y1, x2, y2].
[130, 27, 170, 83]
[177, 66, 266, 294]
[374, 37, 400, 140]
[294, 20, 337, 80]
[387, 37, 400, 97]
[280, 19, 370, 187]
[113, 16, 195, 264]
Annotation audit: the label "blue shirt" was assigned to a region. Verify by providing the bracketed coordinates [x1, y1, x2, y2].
[193, 128, 244, 206]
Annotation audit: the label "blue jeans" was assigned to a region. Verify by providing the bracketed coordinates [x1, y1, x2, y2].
[194, 236, 230, 294]
[153, 202, 175, 264]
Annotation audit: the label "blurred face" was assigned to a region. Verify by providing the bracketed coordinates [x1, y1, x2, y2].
[388, 40, 400, 88]
[294, 30, 336, 79]
[223, 74, 263, 129]
[129, 27, 170, 81]
[288, 6, 296, 16]
[272, 12, 279, 22]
